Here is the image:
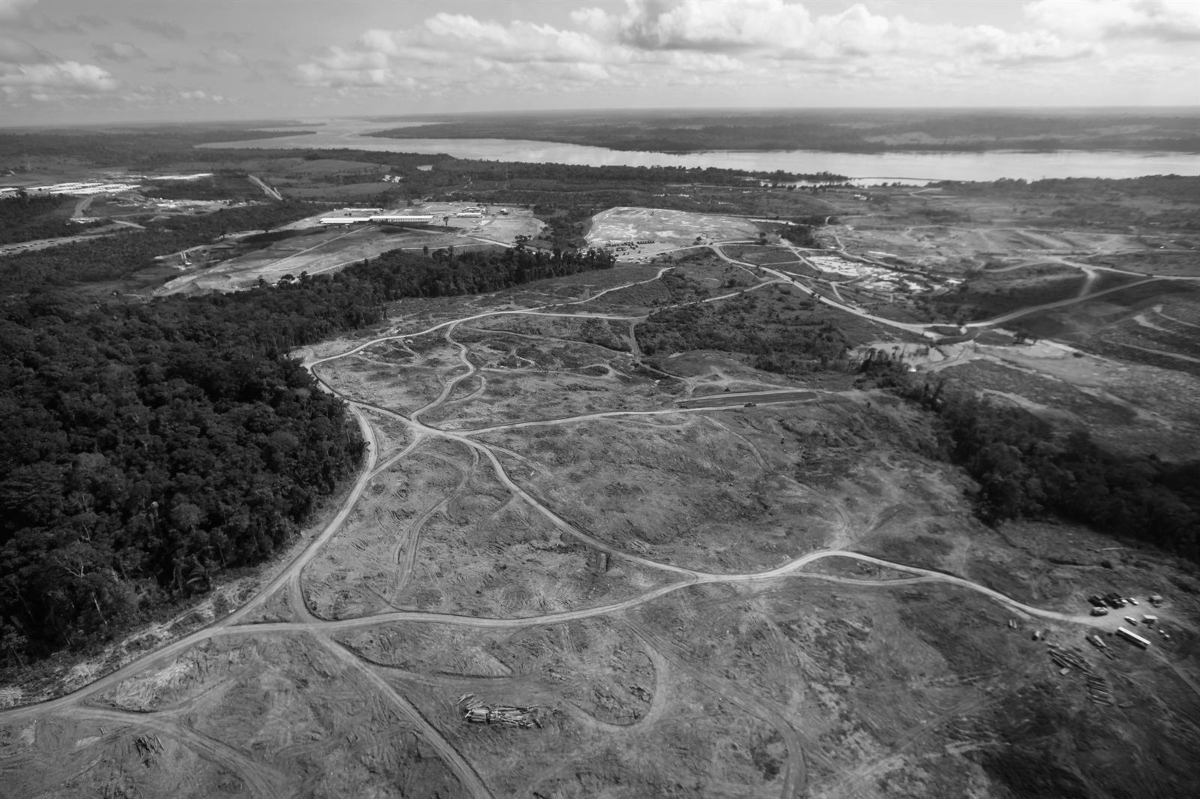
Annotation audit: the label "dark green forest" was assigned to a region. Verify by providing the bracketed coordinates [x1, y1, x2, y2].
[0, 200, 320, 295]
[872, 367, 1200, 563]
[0, 127, 313, 166]
[0, 230, 614, 667]
[141, 171, 264, 202]
[636, 288, 850, 374]
[0, 195, 94, 246]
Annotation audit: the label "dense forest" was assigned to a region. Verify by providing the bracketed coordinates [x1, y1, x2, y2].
[0, 200, 321, 296]
[636, 288, 850, 374]
[0, 238, 614, 667]
[0, 127, 312, 167]
[871, 366, 1200, 563]
[141, 171, 264, 202]
[0, 195, 95, 246]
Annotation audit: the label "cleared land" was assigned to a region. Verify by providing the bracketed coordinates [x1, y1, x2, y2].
[588, 207, 761, 261]
[4, 239, 1199, 799]
[3, 180, 1200, 798]
[156, 202, 544, 295]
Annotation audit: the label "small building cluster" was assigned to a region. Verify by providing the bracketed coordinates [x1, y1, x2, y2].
[1, 181, 142, 197]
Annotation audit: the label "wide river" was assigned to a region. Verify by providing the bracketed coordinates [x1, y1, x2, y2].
[205, 119, 1200, 183]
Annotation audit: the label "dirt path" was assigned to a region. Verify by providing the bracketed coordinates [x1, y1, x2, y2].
[229, 548, 1109, 639]
[0, 260, 1153, 797]
[247, 175, 283, 201]
[1108, 341, 1200, 364]
[625, 620, 808, 798]
[389, 450, 477, 603]
[318, 636, 495, 799]
[966, 277, 1163, 328]
[75, 706, 291, 799]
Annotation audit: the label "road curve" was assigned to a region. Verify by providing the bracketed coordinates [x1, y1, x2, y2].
[0, 258, 1150, 799]
[230, 549, 1107, 637]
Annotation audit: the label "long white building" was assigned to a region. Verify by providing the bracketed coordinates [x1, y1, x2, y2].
[319, 214, 434, 225]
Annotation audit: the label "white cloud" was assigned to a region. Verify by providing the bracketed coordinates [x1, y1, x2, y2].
[114, 84, 236, 107]
[596, 0, 815, 51]
[0, 61, 118, 93]
[0, 32, 119, 102]
[1025, 0, 1200, 41]
[576, 1, 1094, 62]
[290, 1, 1176, 104]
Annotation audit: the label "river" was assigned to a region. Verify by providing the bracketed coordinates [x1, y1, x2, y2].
[204, 119, 1200, 183]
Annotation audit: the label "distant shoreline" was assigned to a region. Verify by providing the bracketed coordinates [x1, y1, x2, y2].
[201, 126, 1200, 182]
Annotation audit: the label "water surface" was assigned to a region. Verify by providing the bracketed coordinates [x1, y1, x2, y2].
[205, 119, 1200, 182]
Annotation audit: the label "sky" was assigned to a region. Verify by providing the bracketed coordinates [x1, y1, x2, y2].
[1, 0, 1197, 126]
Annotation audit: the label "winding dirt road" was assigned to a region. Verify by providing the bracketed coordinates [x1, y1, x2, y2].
[0, 258, 1157, 798]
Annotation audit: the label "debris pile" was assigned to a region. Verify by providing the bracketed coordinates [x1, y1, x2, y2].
[1047, 644, 1090, 673]
[1086, 674, 1114, 706]
[1048, 643, 1117, 705]
[134, 734, 164, 766]
[458, 693, 541, 729]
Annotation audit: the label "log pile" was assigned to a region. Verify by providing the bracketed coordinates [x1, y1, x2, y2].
[458, 693, 541, 729]
[1047, 643, 1115, 705]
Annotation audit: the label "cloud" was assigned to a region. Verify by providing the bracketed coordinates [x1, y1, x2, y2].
[177, 89, 227, 102]
[577, 0, 1093, 61]
[203, 47, 247, 67]
[0, 60, 118, 96]
[129, 18, 187, 41]
[290, 1, 1159, 104]
[1025, 0, 1200, 41]
[0, 36, 49, 64]
[0, 0, 36, 21]
[0, 32, 119, 102]
[95, 41, 148, 62]
[207, 30, 248, 44]
[114, 83, 234, 107]
[593, 0, 815, 51]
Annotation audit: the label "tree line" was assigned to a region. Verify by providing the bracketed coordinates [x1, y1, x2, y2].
[0, 242, 615, 669]
[0, 195, 91, 247]
[869, 365, 1200, 563]
[0, 201, 322, 299]
[636, 289, 850, 375]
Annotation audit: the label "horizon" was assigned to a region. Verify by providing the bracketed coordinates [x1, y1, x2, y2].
[2, 0, 1198, 127]
[4, 105, 1200, 133]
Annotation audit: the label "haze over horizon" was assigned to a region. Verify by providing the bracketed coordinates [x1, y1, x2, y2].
[1, 0, 1198, 127]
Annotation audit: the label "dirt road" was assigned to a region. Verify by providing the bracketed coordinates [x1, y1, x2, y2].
[0, 258, 1163, 798]
[247, 175, 283, 201]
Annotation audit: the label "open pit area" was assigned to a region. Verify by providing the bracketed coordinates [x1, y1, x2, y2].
[5, 218, 1200, 799]
[587, 207, 763, 261]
